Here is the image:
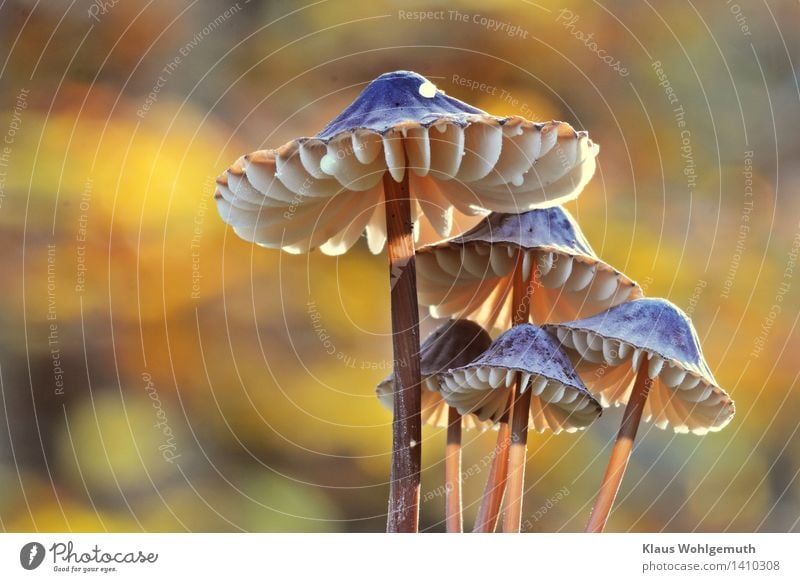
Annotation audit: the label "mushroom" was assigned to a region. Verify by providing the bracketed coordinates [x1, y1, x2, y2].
[438, 324, 601, 532]
[376, 319, 492, 532]
[416, 206, 638, 530]
[543, 298, 735, 532]
[416, 207, 642, 330]
[215, 71, 599, 532]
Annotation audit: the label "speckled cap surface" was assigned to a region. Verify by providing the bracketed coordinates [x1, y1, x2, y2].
[544, 298, 735, 435]
[439, 324, 601, 433]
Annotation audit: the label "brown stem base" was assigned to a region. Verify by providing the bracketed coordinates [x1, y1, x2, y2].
[585, 364, 653, 533]
[502, 382, 532, 533]
[445, 407, 463, 533]
[473, 421, 511, 533]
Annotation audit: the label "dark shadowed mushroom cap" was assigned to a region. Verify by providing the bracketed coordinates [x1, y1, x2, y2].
[376, 319, 492, 429]
[215, 71, 599, 255]
[416, 208, 641, 330]
[544, 298, 735, 435]
[438, 324, 601, 433]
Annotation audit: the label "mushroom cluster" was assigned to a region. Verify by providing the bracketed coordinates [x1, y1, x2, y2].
[214, 70, 734, 534]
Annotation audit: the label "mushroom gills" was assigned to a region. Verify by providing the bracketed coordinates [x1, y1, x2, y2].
[490, 245, 516, 276]
[587, 270, 619, 302]
[428, 122, 464, 180]
[555, 327, 576, 349]
[488, 367, 506, 389]
[461, 245, 491, 277]
[540, 381, 566, 403]
[457, 121, 503, 182]
[529, 376, 548, 396]
[405, 126, 431, 176]
[565, 260, 596, 292]
[660, 363, 687, 388]
[540, 254, 573, 288]
[647, 353, 665, 379]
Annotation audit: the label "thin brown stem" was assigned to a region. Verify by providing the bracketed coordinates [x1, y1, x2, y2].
[585, 364, 653, 533]
[383, 171, 422, 533]
[445, 406, 463, 533]
[474, 252, 532, 533]
[473, 421, 511, 532]
[502, 382, 532, 532]
[501, 254, 533, 533]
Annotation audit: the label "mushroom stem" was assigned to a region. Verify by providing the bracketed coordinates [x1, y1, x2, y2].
[585, 364, 653, 532]
[445, 406, 463, 533]
[501, 254, 534, 533]
[383, 171, 423, 533]
[473, 419, 511, 532]
[502, 377, 533, 532]
[474, 253, 532, 533]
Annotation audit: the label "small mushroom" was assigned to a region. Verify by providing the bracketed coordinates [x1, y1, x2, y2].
[215, 71, 600, 532]
[376, 319, 492, 430]
[416, 207, 642, 330]
[438, 323, 601, 532]
[376, 319, 492, 533]
[544, 298, 735, 532]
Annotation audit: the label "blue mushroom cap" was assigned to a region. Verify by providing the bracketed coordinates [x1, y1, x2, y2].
[551, 298, 714, 380]
[317, 71, 489, 139]
[416, 207, 642, 330]
[463, 323, 591, 394]
[437, 324, 601, 433]
[544, 298, 735, 434]
[447, 207, 596, 256]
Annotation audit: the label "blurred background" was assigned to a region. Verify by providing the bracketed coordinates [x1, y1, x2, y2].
[0, 0, 798, 532]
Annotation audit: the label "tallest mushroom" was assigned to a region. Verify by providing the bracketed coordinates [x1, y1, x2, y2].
[214, 71, 599, 532]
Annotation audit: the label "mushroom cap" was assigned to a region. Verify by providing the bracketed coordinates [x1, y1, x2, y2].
[376, 319, 493, 430]
[215, 71, 599, 255]
[439, 324, 601, 433]
[416, 208, 642, 330]
[317, 71, 486, 137]
[543, 298, 735, 435]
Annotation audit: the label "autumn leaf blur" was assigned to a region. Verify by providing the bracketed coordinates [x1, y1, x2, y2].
[0, 0, 798, 532]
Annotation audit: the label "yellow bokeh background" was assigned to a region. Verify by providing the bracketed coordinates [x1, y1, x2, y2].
[0, 0, 798, 532]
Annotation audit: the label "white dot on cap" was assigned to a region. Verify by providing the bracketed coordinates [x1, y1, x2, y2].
[418, 80, 437, 98]
[319, 154, 337, 175]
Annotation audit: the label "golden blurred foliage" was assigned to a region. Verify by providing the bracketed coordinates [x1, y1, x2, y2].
[0, 0, 798, 532]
